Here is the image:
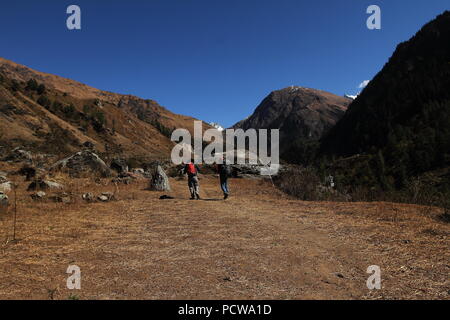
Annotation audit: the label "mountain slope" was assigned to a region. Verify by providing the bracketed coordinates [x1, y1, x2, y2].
[233, 86, 351, 163]
[0, 57, 210, 159]
[320, 11, 450, 188]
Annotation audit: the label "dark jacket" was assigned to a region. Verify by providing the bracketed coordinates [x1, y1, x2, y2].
[216, 164, 230, 179]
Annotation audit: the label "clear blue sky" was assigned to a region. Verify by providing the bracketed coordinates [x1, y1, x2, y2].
[1, 1, 448, 127]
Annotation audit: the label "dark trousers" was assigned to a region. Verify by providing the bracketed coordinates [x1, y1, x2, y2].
[188, 175, 200, 198]
[220, 176, 229, 195]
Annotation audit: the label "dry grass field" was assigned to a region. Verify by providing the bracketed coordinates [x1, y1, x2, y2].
[0, 169, 448, 300]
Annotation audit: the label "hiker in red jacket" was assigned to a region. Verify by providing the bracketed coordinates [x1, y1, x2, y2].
[182, 161, 201, 200]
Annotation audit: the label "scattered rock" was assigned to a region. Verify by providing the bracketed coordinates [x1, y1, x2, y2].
[27, 179, 64, 191]
[31, 191, 46, 200]
[0, 181, 13, 193]
[98, 192, 115, 202]
[50, 150, 111, 178]
[82, 192, 94, 202]
[335, 273, 345, 279]
[112, 171, 144, 185]
[148, 165, 171, 191]
[98, 195, 109, 202]
[112, 176, 133, 185]
[132, 168, 145, 175]
[51, 192, 71, 204]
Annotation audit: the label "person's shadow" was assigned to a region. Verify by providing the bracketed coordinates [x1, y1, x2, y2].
[202, 198, 223, 201]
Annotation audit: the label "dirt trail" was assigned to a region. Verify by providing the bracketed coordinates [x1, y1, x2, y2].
[0, 176, 448, 300]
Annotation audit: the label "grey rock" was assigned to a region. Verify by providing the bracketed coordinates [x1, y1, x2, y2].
[98, 192, 115, 202]
[0, 182, 13, 193]
[132, 168, 145, 175]
[98, 195, 109, 202]
[50, 150, 111, 178]
[82, 192, 94, 202]
[148, 165, 171, 191]
[27, 179, 64, 191]
[51, 192, 71, 204]
[31, 191, 46, 200]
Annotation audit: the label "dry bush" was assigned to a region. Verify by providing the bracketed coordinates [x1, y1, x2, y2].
[274, 167, 323, 201]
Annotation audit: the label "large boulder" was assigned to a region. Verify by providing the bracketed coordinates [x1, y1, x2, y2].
[50, 150, 111, 178]
[27, 179, 64, 191]
[148, 165, 171, 191]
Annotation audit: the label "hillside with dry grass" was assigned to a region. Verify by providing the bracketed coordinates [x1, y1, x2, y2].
[0, 57, 211, 160]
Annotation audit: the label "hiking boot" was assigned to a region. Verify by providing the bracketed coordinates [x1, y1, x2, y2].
[196, 195, 201, 200]
[224, 193, 229, 200]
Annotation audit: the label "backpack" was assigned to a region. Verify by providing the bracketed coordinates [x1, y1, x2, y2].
[187, 163, 197, 175]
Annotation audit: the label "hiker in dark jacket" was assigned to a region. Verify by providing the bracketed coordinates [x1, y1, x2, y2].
[182, 162, 201, 200]
[216, 160, 230, 200]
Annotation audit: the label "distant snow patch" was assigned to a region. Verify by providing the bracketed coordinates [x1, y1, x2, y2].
[358, 80, 370, 89]
[345, 94, 358, 100]
[209, 122, 224, 132]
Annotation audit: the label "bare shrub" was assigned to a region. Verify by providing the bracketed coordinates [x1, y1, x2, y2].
[274, 167, 323, 201]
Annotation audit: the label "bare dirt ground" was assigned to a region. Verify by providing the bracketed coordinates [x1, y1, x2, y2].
[0, 173, 448, 300]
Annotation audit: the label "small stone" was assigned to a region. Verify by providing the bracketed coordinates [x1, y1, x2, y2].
[0, 182, 12, 193]
[98, 192, 115, 202]
[82, 193, 94, 202]
[31, 191, 46, 200]
[98, 195, 109, 202]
